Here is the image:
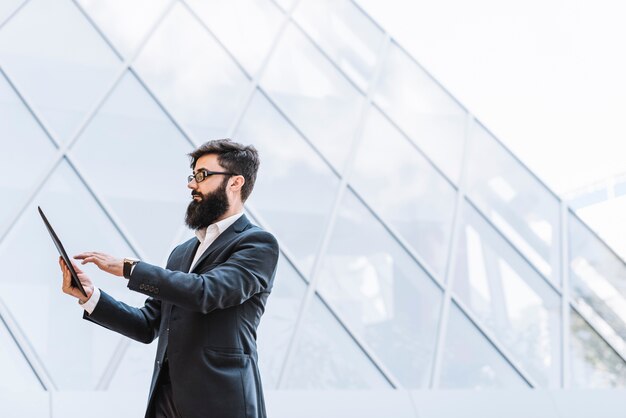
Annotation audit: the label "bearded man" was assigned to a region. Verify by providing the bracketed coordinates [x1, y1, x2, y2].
[59, 139, 279, 418]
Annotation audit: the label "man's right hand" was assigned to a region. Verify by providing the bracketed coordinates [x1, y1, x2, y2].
[59, 256, 94, 304]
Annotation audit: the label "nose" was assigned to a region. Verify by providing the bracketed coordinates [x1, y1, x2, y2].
[187, 179, 197, 190]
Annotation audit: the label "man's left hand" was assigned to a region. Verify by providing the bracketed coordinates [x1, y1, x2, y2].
[74, 252, 124, 277]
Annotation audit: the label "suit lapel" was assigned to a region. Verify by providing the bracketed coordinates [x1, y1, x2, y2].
[182, 238, 201, 273]
[190, 214, 250, 273]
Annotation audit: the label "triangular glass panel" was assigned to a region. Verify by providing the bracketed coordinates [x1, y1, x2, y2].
[0, 0, 122, 142]
[0, 72, 57, 238]
[316, 189, 443, 388]
[76, 0, 171, 59]
[186, 0, 284, 76]
[0, 160, 146, 389]
[351, 105, 456, 279]
[236, 90, 341, 276]
[281, 293, 390, 389]
[372, 41, 466, 184]
[107, 337, 158, 392]
[261, 23, 364, 172]
[465, 121, 560, 285]
[569, 211, 626, 357]
[293, 0, 384, 92]
[439, 301, 529, 388]
[0, 0, 25, 26]
[0, 312, 43, 391]
[132, 2, 251, 140]
[452, 199, 560, 387]
[570, 308, 626, 388]
[256, 255, 307, 389]
[70, 71, 192, 264]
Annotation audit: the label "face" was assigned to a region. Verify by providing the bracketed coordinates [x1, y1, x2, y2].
[185, 154, 234, 229]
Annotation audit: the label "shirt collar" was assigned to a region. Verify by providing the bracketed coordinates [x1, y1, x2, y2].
[194, 212, 244, 243]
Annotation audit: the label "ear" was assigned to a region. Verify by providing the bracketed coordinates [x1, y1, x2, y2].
[229, 175, 245, 192]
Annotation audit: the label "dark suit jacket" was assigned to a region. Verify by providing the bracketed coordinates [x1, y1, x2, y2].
[83, 214, 279, 418]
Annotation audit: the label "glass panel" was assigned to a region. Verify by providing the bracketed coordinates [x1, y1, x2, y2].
[0, 160, 146, 389]
[133, 2, 250, 140]
[0, 0, 122, 142]
[261, 23, 364, 172]
[0, 72, 57, 237]
[0, 0, 25, 25]
[108, 339, 158, 391]
[465, 121, 560, 285]
[293, 0, 384, 91]
[570, 308, 626, 388]
[70, 72, 192, 264]
[0, 314, 43, 391]
[452, 200, 561, 387]
[569, 212, 626, 356]
[186, 0, 284, 75]
[351, 106, 456, 279]
[77, 0, 171, 58]
[372, 42, 466, 183]
[316, 189, 443, 388]
[236, 91, 340, 276]
[256, 256, 307, 388]
[282, 293, 390, 389]
[439, 302, 529, 388]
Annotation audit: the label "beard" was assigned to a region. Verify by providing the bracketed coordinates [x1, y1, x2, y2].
[185, 179, 230, 230]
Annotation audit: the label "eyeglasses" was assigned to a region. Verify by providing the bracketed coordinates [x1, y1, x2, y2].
[187, 169, 237, 184]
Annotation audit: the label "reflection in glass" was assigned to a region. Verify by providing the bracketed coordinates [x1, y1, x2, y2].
[569, 212, 626, 357]
[261, 23, 364, 172]
[372, 42, 466, 183]
[465, 122, 560, 284]
[452, 201, 560, 387]
[186, 0, 284, 75]
[293, 0, 384, 91]
[70, 72, 191, 264]
[236, 91, 340, 276]
[77, 0, 171, 58]
[0, 0, 121, 142]
[0, 313, 43, 391]
[570, 309, 626, 388]
[282, 293, 390, 389]
[351, 106, 456, 279]
[0, 161, 144, 389]
[256, 256, 307, 388]
[133, 2, 250, 140]
[0, 73, 57, 237]
[317, 190, 443, 388]
[439, 302, 528, 388]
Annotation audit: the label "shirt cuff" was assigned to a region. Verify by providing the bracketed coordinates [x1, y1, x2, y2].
[78, 287, 101, 315]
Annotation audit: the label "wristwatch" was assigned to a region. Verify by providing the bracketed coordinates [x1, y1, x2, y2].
[123, 258, 139, 279]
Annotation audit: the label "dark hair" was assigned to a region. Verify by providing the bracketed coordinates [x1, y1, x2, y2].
[188, 139, 260, 203]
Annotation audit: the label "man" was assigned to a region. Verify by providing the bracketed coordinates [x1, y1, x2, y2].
[59, 139, 279, 418]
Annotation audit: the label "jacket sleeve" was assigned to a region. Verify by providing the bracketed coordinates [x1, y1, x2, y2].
[83, 291, 161, 344]
[81, 244, 182, 343]
[127, 230, 279, 314]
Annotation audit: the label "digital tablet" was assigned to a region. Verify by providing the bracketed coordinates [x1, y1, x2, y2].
[38, 206, 87, 297]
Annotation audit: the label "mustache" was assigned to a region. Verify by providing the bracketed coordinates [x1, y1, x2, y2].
[191, 191, 202, 197]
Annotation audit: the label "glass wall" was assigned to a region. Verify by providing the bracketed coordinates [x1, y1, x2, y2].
[1, 1, 625, 414]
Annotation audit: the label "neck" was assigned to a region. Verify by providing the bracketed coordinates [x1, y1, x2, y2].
[215, 203, 243, 223]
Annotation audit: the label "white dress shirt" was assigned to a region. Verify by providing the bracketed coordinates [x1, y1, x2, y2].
[80, 212, 244, 314]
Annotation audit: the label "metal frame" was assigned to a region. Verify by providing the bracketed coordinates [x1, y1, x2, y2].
[0, 0, 625, 395]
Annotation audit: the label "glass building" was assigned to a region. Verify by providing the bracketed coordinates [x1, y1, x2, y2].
[1, 0, 626, 416]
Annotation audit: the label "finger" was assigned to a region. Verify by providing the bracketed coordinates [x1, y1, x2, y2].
[73, 253, 91, 260]
[70, 260, 84, 274]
